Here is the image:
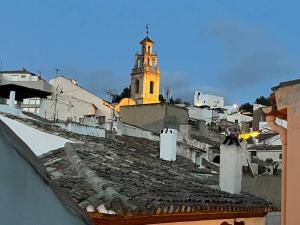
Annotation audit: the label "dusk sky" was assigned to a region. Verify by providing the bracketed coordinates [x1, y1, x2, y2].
[1, 0, 300, 105]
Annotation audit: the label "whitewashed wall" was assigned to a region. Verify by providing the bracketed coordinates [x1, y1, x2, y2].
[0, 104, 21, 116]
[121, 123, 159, 141]
[58, 122, 106, 138]
[0, 130, 89, 225]
[50, 76, 113, 122]
[194, 91, 224, 108]
[40, 95, 95, 122]
[0, 115, 71, 155]
[227, 112, 253, 124]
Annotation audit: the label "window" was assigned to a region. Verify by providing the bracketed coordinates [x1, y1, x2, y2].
[29, 98, 36, 105]
[251, 151, 257, 157]
[148, 59, 150, 65]
[150, 81, 154, 94]
[279, 153, 282, 159]
[135, 79, 140, 94]
[148, 46, 150, 53]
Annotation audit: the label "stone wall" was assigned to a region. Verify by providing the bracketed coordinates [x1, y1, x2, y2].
[242, 174, 281, 208]
[120, 103, 188, 133]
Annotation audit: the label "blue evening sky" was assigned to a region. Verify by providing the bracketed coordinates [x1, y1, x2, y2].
[1, 0, 300, 105]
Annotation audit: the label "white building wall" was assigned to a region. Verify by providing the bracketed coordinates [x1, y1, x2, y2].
[40, 95, 95, 122]
[0, 72, 39, 82]
[121, 123, 159, 141]
[194, 91, 224, 108]
[187, 106, 220, 124]
[58, 122, 106, 138]
[259, 118, 287, 131]
[0, 129, 88, 225]
[259, 134, 282, 145]
[227, 112, 253, 124]
[49, 76, 112, 122]
[254, 150, 282, 162]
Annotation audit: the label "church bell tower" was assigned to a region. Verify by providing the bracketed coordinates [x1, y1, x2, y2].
[130, 27, 160, 104]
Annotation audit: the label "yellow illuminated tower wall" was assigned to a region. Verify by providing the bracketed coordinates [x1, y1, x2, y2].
[130, 36, 160, 104]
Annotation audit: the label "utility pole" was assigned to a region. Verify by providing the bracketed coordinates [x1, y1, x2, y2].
[106, 89, 118, 141]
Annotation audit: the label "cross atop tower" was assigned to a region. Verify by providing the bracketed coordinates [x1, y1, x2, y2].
[146, 24, 149, 37]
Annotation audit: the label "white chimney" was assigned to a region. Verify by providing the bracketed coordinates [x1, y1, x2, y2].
[219, 143, 243, 194]
[9, 91, 16, 108]
[160, 128, 177, 161]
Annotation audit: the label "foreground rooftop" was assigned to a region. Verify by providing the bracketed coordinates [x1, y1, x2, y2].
[1, 112, 275, 224]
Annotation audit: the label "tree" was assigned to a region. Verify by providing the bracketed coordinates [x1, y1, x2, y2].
[255, 96, 271, 106]
[183, 101, 191, 106]
[112, 87, 131, 103]
[239, 102, 253, 114]
[159, 94, 166, 102]
[174, 98, 183, 104]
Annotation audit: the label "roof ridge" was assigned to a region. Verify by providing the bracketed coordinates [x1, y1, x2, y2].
[64, 143, 137, 214]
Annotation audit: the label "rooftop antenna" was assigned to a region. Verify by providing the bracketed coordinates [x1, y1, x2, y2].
[164, 87, 170, 103]
[50, 85, 63, 123]
[105, 89, 118, 141]
[37, 71, 42, 78]
[55, 68, 59, 77]
[146, 24, 149, 37]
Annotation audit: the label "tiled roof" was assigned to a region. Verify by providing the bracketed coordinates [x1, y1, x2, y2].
[2, 113, 275, 216]
[272, 78, 300, 91]
[40, 139, 274, 215]
[0, 69, 37, 75]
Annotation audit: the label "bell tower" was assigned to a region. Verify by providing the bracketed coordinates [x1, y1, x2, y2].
[130, 27, 160, 104]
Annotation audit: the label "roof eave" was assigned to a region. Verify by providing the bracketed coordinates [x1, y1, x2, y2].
[89, 210, 270, 225]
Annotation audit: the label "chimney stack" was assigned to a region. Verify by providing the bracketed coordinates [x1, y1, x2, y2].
[219, 138, 243, 194]
[160, 128, 177, 161]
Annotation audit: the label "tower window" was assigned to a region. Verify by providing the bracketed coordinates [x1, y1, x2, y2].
[148, 46, 150, 53]
[148, 59, 150, 65]
[135, 80, 140, 94]
[150, 81, 154, 94]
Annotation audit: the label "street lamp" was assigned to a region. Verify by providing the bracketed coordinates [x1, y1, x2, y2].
[233, 104, 238, 112]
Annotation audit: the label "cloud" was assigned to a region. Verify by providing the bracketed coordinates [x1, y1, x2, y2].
[203, 21, 294, 89]
[160, 71, 226, 103]
[160, 71, 194, 102]
[59, 67, 129, 100]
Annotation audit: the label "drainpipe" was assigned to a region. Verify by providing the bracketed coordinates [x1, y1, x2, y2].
[263, 107, 287, 225]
